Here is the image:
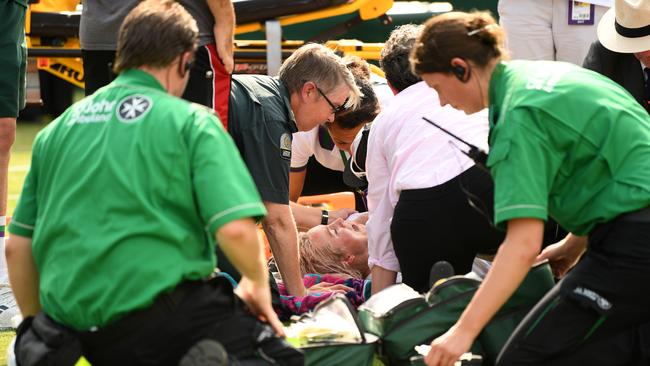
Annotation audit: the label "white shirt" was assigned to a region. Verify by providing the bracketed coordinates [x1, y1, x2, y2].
[291, 126, 348, 171]
[370, 73, 395, 108]
[365, 81, 490, 272]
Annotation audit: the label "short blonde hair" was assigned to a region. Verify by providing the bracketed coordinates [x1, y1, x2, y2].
[278, 44, 361, 110]
[298, 232, 364, 279]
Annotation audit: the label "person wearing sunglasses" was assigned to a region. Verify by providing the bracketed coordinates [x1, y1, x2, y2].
[224, 44, 362, 298]
[289, 56, 387, 230]
[412, 11, 650, 366]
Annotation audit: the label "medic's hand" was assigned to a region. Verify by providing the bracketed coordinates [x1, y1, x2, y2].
[425, 325, 475, 366]
[236, 276, 285, 337]
[536, 236, 586, 278]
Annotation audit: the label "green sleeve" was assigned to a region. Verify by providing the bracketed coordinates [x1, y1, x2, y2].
[9, 133, 40, 237]
[488, 108, 560, 229]
[185, 111, 267, 236]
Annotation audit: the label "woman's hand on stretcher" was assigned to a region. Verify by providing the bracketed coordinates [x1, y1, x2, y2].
[307, 281, 354, 294]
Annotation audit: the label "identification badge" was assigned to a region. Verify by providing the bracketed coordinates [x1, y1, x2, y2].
[568, 1, 595, 25]
[280, 132, 292, 159]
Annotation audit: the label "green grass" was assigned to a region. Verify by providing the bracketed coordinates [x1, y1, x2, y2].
[0, 331, 14, 366]
[8, 121, 47, 217]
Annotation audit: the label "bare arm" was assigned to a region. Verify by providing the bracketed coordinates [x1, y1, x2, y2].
[289, 201, 356, 231]
[371, 265, 398, 294]
[216, 217, 283, 335]
[262, 201, 307, 296]
[425, 218, 544, 366]
[289, 170, 306, 202]
[5, 234, 41, 317]
[207, 0, 235, 74]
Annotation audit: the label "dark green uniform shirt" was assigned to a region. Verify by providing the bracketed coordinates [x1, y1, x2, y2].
[228, 75, 298, 204]
[9, 70, 266, 330]
[487, 60, 650, 235]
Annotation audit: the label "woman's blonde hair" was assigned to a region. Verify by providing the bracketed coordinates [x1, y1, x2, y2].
[298, 232, 364, 279]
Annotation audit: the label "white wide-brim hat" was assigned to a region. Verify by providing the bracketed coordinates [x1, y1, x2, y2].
[597, 0, 650, 53]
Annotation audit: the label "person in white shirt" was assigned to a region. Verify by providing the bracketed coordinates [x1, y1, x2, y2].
[498, 0, 610, 65]
[366, 24, 504, 294]
[289, 57, 385, 229]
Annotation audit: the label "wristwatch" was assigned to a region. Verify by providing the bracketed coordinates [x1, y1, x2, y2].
[321, 210, 329, 225]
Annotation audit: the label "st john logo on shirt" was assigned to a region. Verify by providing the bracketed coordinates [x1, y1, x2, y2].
[117, 95, 153, 123]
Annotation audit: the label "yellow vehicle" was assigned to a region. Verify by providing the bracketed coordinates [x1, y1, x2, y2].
[25, 0, 395, 99]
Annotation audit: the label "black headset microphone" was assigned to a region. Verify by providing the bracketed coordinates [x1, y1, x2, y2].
[452, 65, 467, 81]
[421, 116, 489, 173]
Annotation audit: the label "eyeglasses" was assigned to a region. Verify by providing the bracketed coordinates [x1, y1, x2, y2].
[315, 85, 349, 114]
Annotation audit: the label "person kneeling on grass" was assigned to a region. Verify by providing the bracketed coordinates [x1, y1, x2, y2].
[6, 1, 302, 365]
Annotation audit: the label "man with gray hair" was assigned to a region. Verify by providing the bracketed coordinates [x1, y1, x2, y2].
[225, 43, 361, 297]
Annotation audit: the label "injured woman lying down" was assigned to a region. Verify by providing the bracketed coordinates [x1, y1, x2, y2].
[272, 217, 491, 317]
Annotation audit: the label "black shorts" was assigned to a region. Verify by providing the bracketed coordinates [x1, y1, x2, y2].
[497, 218, 650, 366]
[81, 50, 116, 96]
[181, 44, 231, 127]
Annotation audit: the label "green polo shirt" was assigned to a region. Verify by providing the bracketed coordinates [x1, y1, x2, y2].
[487, 61, 650, 235]
[228, 75, 298, 204]
[9, 69, 266, 330]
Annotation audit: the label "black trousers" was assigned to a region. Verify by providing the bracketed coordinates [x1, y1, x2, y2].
[81, 50, 116, 96]
[390, 165, 566, 293]
[497, 218, 650, 366]
[390, 165, 504, 293]
[181, 44, 232, 126]
[79, 277, 302, 366]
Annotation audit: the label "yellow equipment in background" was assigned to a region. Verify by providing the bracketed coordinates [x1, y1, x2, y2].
[25, 0, 393, 97]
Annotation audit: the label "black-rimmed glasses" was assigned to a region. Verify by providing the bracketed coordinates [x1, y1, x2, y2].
[315, 85, 349, 114]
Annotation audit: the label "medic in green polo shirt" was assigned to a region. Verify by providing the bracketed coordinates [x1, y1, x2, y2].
[412, 11, 650, 366]
[6, 2, 302, 364]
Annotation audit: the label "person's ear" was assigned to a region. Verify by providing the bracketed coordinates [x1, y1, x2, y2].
[450, 57, 470, 83]
[177, 52, 193, 78]
[341, 254, 355, 266]
[301, 81, 317, 101]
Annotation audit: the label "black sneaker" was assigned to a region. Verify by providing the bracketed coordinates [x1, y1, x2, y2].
[179, 339, 228, 366]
